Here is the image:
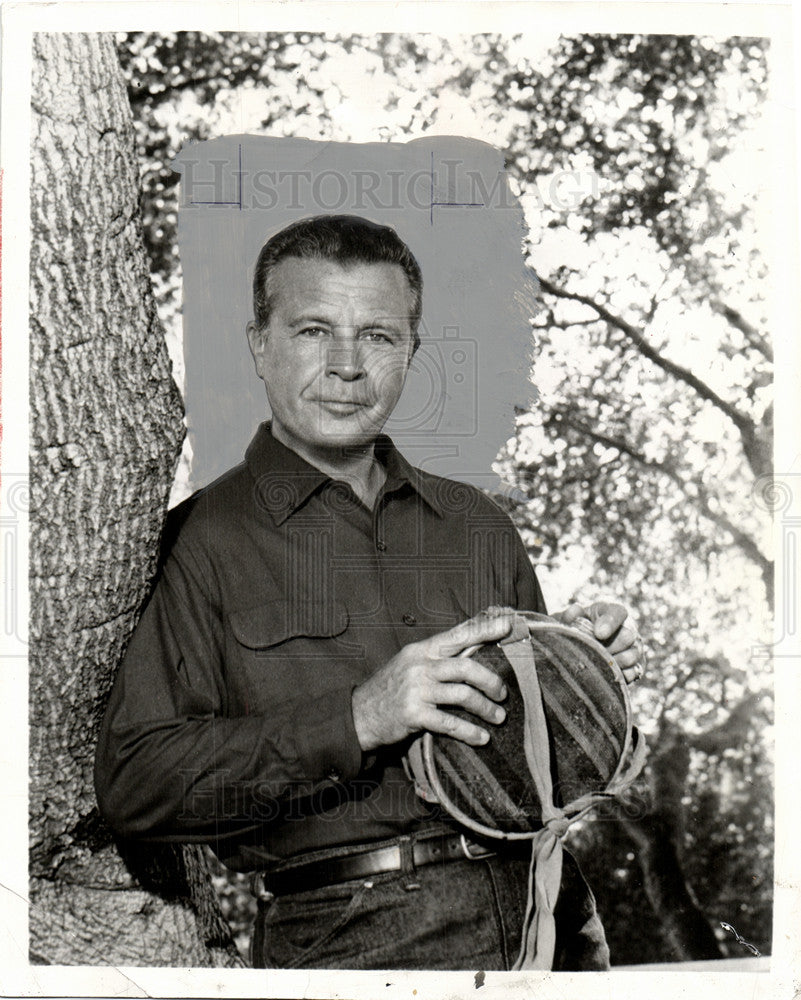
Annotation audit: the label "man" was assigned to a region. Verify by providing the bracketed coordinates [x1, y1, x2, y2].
[95, 214, 643, 971]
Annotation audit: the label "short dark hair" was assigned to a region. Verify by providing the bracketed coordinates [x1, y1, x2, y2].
[252, 214, 423, 350]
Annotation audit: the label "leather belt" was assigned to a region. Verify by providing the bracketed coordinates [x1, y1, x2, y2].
[252, 832, 496, 900]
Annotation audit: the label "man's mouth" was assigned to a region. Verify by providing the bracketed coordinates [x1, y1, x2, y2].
[316, 399, 370, 415]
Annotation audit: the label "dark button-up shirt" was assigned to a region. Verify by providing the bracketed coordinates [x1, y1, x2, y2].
[95, 423, 546, 871]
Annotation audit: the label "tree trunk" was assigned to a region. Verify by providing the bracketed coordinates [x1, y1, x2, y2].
[29, 32, 243, 967]
[619, 815, 724, 961]
[619, 732, 724, 961]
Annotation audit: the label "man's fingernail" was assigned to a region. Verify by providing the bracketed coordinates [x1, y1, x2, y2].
[479, 731, 489, 744]
[499, 684, 508, 700]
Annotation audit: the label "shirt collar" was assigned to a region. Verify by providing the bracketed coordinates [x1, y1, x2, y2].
[374, 435, 445, 518]
[245, 422, 444, 525]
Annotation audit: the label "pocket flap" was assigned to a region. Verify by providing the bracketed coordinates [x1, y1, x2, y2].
[230, 599, 348, 649]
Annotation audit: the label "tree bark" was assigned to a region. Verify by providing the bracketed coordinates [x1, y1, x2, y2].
[29, 32, 243, 967]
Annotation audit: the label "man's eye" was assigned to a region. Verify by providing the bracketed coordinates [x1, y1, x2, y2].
[362, 331, 392, 344]
[299, 326, 328, 338]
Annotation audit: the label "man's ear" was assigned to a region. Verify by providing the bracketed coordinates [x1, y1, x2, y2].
[246, 321, 265, 363]
[245, 320, 267, 378]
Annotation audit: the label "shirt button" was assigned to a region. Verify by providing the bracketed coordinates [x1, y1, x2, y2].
[327, 767, 342, 782]
[376, 540, 387, 552]
[402, 613, 417, 626]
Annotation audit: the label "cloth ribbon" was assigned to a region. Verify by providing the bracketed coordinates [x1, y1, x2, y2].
[502, 617, 647, 969]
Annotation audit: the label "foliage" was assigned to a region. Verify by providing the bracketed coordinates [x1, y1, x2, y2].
[490, 35, 774, 959]
[495, 33, 771, 597]
[683, 736, 774, 956]
[115, 30, 774, 964]
[570, 708, 773, 963]
[207, 849, 256, 963]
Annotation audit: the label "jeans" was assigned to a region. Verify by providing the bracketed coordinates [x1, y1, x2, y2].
[251, 839, 610, 971]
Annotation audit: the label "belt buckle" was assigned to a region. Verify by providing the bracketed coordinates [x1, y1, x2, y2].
[459, 832, 494, 860]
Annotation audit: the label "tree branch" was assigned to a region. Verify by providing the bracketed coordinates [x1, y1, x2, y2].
[687, 693, 765, 755]
[692, 494, 774, 608]
[710, 300, 773, 363]
[537, 275, 757, 443]
[554, 413, 774, 604]
[126, 64, 276, 108]
[554, 414, 661, 471]
[545, 318, 599, 329]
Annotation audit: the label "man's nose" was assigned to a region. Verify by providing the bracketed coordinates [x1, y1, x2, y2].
[325, 341, 365, 380]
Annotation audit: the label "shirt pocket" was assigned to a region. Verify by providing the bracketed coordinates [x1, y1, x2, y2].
[230, 598, 349, 650]
[228, 598, 360, 713]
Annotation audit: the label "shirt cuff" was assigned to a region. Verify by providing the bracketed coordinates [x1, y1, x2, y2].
[290, 683, 364, 784]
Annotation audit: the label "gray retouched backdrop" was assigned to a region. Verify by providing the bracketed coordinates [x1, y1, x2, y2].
[174, 135, 539, 493]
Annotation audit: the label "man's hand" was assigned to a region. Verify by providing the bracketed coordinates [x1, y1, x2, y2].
[556, 601, 645, 684]
[352, 612, 515, 752]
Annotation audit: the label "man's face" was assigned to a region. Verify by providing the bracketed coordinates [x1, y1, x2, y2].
[248, 257, 416, 453]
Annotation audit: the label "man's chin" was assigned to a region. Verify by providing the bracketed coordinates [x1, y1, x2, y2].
[270, 410, 391, 455]
[311, 428, 382, 451]
[310, 413, 388, 448]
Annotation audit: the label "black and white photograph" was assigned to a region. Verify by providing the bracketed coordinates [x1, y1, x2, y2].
[1, 2, 798, 998]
